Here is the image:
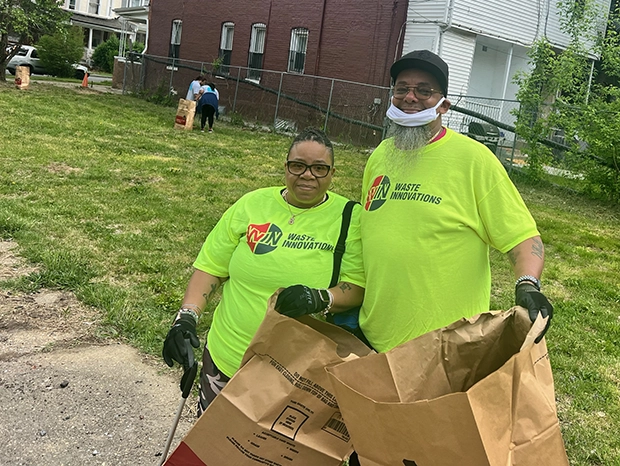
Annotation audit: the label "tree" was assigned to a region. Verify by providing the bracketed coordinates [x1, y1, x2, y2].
[513, 0, 620, 200]
[37, 26, 84, 78]
[0, 0, 71, 81]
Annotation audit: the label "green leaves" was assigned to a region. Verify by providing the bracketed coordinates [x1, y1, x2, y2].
[37, 26, 84, 78]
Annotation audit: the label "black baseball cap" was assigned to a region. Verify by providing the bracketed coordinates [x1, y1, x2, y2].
[390, 50, 449, 96]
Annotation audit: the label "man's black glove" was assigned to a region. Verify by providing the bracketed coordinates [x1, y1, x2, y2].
[162, 313, 201, 370]
[515, 282, 553, 343]
[275, 285, 331, 318]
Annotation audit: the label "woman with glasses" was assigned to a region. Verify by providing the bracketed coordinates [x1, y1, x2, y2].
[162, 127, 365, 415]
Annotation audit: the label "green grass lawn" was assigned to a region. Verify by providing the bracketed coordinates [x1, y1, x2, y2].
[1, 82, 619, 464]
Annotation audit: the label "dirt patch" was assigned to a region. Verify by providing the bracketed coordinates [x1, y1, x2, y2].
[0, 240, 197, 465]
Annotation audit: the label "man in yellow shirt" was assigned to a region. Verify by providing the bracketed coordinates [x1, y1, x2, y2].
[277, 50, 552, 352]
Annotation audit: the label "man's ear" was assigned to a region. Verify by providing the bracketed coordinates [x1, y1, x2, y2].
[438, 97, 451, 114]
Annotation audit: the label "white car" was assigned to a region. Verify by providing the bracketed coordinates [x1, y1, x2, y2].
[6, 45, 88, 80]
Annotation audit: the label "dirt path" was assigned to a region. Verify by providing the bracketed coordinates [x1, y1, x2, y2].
[0, 240, 197, 466]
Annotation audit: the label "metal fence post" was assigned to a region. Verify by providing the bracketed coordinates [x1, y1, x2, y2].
[509, 102, 521, 175]
[324, 78, 334, 133]
[274, 72, 284, 129]
[122, 56, 128, 95]
[168, 58, 176, 95]
[140, 54, 147, 93]
[233, 66, 241, 113]
[381, 88, 390, 140]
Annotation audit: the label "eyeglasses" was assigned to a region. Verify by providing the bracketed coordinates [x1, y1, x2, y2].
[286, 161, 332, 178]
[392, 86, 441, 100]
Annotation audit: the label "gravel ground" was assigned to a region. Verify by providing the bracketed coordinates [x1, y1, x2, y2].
[0, 240, 198, 466]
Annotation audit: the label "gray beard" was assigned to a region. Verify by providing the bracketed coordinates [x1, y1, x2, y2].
[384, 122, 433, 174]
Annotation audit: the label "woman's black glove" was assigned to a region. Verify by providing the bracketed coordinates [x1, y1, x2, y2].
[515, 282, 553, 343]
[275, 285, 331, 317]
[162, 313, 200, 370]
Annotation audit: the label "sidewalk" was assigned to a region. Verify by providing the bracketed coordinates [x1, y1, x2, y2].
[30, 78, 123, 94]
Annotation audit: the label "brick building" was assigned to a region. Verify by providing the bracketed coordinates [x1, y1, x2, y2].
[147, 0, 408, 87]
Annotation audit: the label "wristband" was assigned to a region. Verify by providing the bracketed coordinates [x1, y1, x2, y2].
[175, 307, 200, 324]
[515, 275, 541, 291]
[318, 289, 334, 316]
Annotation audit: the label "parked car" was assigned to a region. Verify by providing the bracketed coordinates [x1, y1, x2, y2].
[466, 121, 500, 153]
[6, 45, 88, 80]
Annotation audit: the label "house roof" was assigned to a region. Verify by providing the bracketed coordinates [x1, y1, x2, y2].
[69, 12, 124, 32]
[114, 6, 149, 24]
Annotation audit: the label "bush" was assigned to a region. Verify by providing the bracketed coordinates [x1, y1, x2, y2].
[37, 26, 84, 78]
[131, 42, 145, 54]
[92, 36, 120, 73]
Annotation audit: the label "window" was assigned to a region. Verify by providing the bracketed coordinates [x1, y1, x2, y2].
[248, 23, 266, 80]
[169, 19, 182, 59]
[219, 22, 234, 75]
[88, 0, 100, 15]
[288, 28, 308, 74]
[67, 0, 76, 10]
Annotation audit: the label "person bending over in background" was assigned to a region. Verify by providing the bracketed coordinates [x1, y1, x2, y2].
[196, 82, 219, 133]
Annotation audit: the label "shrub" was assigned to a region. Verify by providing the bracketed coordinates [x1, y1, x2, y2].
[92, 36, 120, 73]
[37, 26, 84, 78]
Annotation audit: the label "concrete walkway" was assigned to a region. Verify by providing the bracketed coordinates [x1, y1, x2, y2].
[30, 78, 123, 94]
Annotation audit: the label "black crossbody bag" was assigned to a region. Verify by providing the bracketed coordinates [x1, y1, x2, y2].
[326, 200, 371, 347]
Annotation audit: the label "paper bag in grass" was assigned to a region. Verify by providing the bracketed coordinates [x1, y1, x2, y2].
[174, 98, 196, 130]
[15, 66, 30, 90]
[165, 301, 374, 466]
[326, 307, 568, 466]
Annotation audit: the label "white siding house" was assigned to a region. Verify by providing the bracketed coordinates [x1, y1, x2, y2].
[62, 0, 148, 63]
[401, 0, 611, 132]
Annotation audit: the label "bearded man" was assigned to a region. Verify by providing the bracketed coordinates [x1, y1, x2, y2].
[355, 49, 553, 353]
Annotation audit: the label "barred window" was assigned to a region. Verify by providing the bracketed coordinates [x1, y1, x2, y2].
[288, 28, 308, 74]
[169, 20, 182, 59]
[219, 22, 234, 74]
[248, 23, 266, 80]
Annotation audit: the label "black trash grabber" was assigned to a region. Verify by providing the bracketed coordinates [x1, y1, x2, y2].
[159, 338, 198, 466]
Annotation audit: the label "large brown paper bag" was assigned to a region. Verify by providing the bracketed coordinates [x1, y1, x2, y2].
[326, 307, 568, 466]
[15, 66, 30, 90]
[165, 303, 373, 466]
[174, 98, 196, 130]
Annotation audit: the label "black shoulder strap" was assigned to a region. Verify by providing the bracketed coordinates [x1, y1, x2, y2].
[330, 200, 360, 288]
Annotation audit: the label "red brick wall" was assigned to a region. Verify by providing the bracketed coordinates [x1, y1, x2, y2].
[148, 0, 407, 87]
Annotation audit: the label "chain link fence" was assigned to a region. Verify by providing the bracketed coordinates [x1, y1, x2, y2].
[117, 53, 573, 173]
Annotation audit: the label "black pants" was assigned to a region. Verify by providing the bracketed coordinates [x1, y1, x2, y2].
[200, 105, 216, 130]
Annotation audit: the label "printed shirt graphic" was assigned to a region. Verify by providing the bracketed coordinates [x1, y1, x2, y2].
[193, 187, 364, 376]
[359, 129, 539, 352]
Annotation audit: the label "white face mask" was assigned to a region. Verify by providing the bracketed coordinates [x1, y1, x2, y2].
[386, 97, 446, 127]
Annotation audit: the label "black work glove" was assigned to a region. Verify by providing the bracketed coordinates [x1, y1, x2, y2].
[275, 285, 330, 318]
[162, 313, 200, 370]
[515, 282, 553, 343]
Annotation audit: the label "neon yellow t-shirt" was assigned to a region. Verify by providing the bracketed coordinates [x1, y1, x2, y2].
[193, 187, 364, 377]
[360, 128, 539, 352]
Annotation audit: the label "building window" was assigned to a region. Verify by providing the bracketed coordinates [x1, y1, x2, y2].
[248, 23, 266, 81]
[169, 19, 182, 59]
[88, 0, 100, 15]
[67, 0, 76, 10]
[288, 28, 308, 74]
[218, 22, 234, 75]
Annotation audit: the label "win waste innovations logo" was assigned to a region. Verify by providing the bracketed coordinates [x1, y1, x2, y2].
[364, 175, 390, 211]
[246, 223, 283, 254]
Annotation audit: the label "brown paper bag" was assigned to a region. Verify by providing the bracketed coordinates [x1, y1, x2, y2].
[165, 303, 373, 466]
[15, 66, 30, 90]
[327, 307, 569, 466]
[173, 98, 196, 130]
